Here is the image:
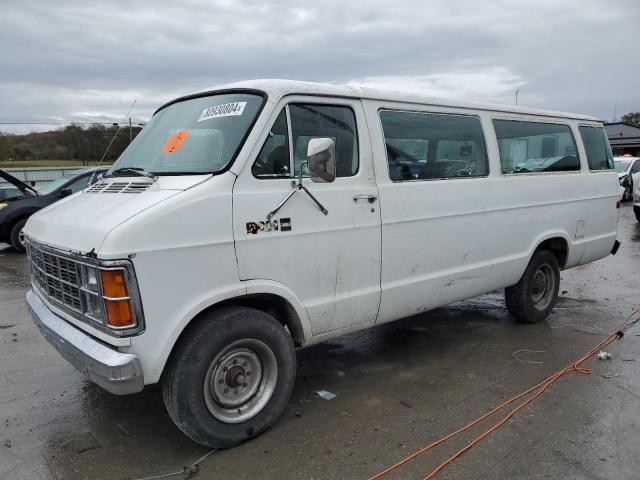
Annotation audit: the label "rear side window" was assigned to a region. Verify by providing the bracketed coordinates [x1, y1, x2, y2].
[493, 120, 580, 174]
[380, 110, 488, 181]
[579, 126, 614, 171]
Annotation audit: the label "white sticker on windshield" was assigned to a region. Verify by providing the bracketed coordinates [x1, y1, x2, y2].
[198, 102, 247, 122]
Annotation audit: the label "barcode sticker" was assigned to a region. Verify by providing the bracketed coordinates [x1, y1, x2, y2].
[198, 102, 247, 122]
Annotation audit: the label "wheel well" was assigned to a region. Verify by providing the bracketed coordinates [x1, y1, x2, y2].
[202, 294, 304, 347]
[536, 237, 568, 269]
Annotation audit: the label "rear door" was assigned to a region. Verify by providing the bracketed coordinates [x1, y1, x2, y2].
[232, 97, 381, 337]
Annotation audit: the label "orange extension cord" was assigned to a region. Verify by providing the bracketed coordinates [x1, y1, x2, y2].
[367, 305, 640, 480]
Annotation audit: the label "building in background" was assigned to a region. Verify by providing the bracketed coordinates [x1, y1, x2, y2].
[605, 122, 640, 156]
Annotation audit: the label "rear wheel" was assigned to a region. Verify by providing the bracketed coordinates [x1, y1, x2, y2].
[162, 307, 296, 448]
[634, 206, 640, 223]
[505, 249, 560, 323]
[10, 219, 27, 253]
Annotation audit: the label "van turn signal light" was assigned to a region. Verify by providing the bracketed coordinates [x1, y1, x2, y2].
[100, 270, 134, 328]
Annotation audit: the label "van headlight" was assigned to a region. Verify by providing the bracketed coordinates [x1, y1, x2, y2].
[0, 203, 7, 210]
[27, 240, 144, 336]
[80, 265, 138, 329]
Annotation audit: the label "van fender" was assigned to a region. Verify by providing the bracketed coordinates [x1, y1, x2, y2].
[151, 280, 311, 383]
[150, 283, 247, 382]
[526, 230, 574, 268]
[244, 279, 312, 346]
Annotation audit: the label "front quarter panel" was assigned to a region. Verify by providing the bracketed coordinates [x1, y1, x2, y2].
[100, 173, 244, 383]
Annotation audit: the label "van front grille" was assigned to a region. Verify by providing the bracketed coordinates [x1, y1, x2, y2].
[28, 242, 83, 313]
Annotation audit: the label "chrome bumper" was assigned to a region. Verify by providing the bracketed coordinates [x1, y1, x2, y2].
[26, 289, 144, 395]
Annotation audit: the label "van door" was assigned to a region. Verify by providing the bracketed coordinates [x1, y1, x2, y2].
[366, 104, 496, 324]
[232, 98, 381, 337]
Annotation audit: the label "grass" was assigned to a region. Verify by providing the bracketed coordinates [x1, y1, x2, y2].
[0, 159, 114, 168]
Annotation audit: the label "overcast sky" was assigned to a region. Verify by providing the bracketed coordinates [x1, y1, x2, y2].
[1, 0, 639, 133]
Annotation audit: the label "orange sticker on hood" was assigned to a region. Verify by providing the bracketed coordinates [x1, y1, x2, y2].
[161, 130, 189, 153]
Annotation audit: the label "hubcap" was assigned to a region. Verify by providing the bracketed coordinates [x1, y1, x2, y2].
[531, 264, 555, 310]
[18, 229, 25, 248]
[204, 339, 277, 424]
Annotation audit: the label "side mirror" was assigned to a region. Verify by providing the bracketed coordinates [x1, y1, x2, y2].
[59, 188, 72, 198]
[307, 138, 336, 183]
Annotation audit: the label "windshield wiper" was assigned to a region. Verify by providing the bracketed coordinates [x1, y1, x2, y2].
[106, 167, 156, 179]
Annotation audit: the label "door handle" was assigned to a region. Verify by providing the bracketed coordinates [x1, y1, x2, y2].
[353, 194, 378, 204]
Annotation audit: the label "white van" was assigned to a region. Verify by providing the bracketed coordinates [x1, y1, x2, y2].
[24, 80, 620, 447]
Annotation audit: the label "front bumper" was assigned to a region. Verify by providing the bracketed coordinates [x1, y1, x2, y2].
[26, 289, 144, 395]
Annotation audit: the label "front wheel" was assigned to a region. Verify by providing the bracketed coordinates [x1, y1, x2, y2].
[505, 249, 560, 323]
[162, 307, 296, 448]
[10, 219, 28, 253]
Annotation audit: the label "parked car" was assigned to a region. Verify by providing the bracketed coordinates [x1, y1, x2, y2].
[23, 80, 620, 449]
[0, 186, 25, 202]
[614, 155, 640, 201]
[634, 177, 640, 222]
[0, 168, 106, 252]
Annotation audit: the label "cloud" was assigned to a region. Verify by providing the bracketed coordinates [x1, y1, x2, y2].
[1, 0, 639, 133]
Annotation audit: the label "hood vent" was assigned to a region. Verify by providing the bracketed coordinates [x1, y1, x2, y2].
[86, 180, 152, 194]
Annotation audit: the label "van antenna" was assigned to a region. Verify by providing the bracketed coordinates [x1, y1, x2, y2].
[86, 99, 137, 188]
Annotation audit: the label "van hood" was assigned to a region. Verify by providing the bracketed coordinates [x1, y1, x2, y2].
[24, 175, 210, 255]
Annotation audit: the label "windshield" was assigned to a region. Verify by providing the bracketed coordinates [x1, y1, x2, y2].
[108, 92, 264, 175]
[37, 178, 67, 194]
[615, 160, 631, 173]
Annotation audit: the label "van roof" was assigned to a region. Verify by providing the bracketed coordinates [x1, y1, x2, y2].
[182, 79, 601, 123]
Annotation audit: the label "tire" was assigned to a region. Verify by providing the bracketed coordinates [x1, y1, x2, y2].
[505, 249, 560, 323]
[10, 219, 28, 253]
[623, 184, 632, 202]
[162, 307, 296, 448]
[634, 206, 640, 223]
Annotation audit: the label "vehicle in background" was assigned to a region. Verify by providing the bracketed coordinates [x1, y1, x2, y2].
[0, 186, 24, 202]
[634, 177, 640, 222]
[23, 80, 620, 449]
[614, 155, 640, 201]
[0, 168, 107, 252]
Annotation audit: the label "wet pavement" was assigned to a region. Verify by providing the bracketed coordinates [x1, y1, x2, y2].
[1, 205, 639, 480]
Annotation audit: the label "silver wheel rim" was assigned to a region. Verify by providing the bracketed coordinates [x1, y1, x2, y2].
[531, 264, 555, 310]
[203, 339, 278, 424]
[18, 229, 25, 249]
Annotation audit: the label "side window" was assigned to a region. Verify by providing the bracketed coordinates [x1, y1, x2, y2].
[494, 120, 580, 174]
[379, 110, 488, 181]
[289, 104, 358, 178]
[631, 160, 640, 174]
[578, 125, 615, 171]
[68, 175, 91, 193]
[252, 109, 290, 177]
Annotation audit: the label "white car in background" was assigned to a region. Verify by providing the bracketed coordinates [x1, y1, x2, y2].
[614, 156, 640, 201]
[634, 176, 640, 222]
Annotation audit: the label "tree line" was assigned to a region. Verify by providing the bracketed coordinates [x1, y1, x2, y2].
[620, 112, 640, 127]
[0, 124, 142, 165]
